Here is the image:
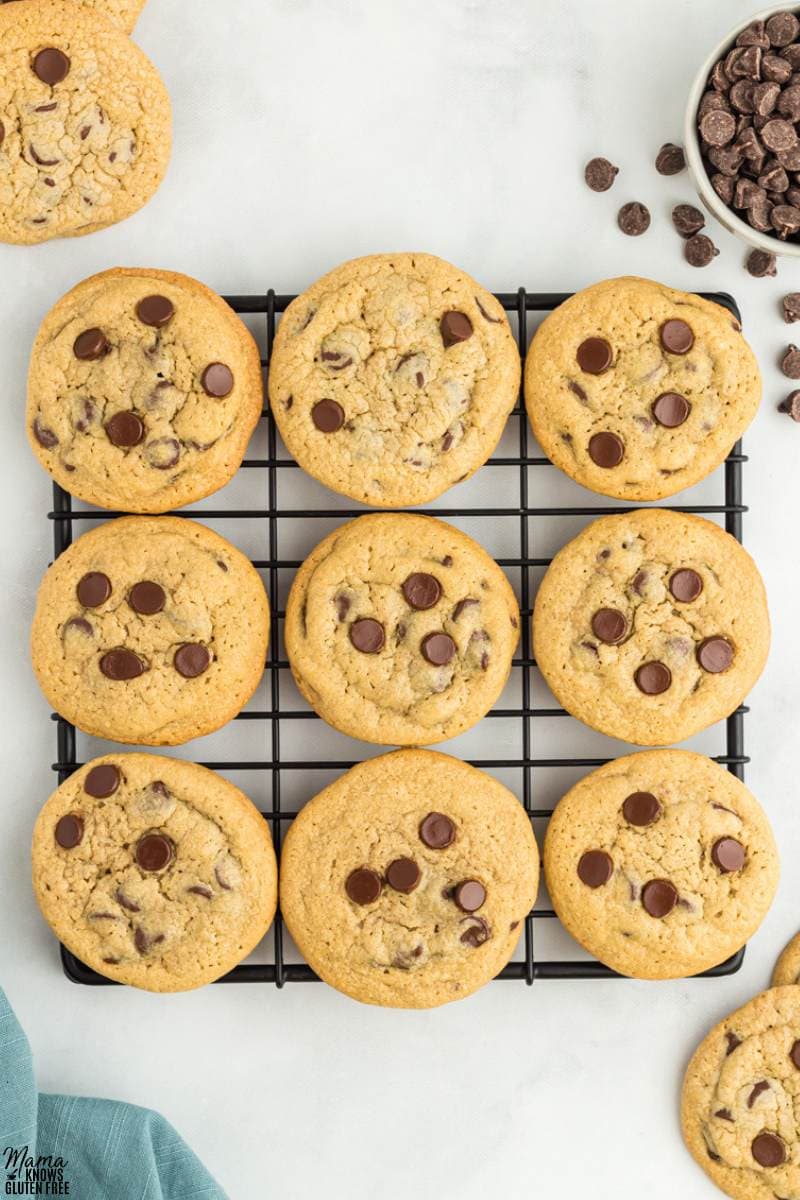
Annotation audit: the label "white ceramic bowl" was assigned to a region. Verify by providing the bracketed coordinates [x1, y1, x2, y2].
[684, 3, 800, 257]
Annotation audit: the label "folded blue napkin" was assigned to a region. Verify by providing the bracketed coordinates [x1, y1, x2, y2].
[0, 986, 228, 1199]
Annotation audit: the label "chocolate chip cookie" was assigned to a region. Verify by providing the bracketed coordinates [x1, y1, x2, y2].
[280, 749, 539, 1007]
[28, 268, 263, 512]
[0, 0, 171, 244]
[533, 508, 769, 745]
[773, 932, 800, 986]
[285, 513, 519, 745]
[544, 750, 778, 979]
[32, 754, 277, 991]
[268, 252, 520, 506]
[524, 277, 760, 500]
[682, 986, 800, 1199]
[30, 516, 269, 745]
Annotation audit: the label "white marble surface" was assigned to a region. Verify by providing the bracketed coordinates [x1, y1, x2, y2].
[2, 1, 800, 1196]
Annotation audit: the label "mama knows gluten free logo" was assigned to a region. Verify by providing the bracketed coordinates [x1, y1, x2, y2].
[3, 1147, 70, 1195]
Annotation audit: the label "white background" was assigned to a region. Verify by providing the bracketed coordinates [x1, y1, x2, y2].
[1, 1, 798, 1196]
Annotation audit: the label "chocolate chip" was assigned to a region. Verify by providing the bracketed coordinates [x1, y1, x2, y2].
[73, 328, 109, 361]
[475, 297, 502, 323]
[669, 568, 703, 602]
[699, 91, 731, 117]
[751, 1132, 786, 1168]
[135, 833, 174, 872]
[385, 857, 420, 893]
[634, 661, 672, 694]
[421, 631, 456, 666]
[100, 648, 146, 680]
[174, 643, 210, 678]
[712, 837, 745, 874]
[711, 172, 735, 203]
[105, 411, 144, 448]
[33, 417, 57, 449]
[134, 927, 165, 955]
[684, 233, 719, 267]
[672, 204, 705, 237]
[700, 109, 736, 146]
[334, 593, 351, 621]
[128, 580, 165, 615]
[77, 571, 111, 608]
[402, 572, 441, 610]
[660, 319, 694, 354]
[584, 157, 618, 191]
[349, 618, 385, 654]
[773, 203, 800, 237]
[84, 763, 120, 798]
[652, 392, 690, 427]
[576, 337, 613, 374]
[577, 849, 613, 888]
[753, 80, 782, 115]
[453, 880, 486, 912]
[590, 607, 627, 644]
[144, 437, 180, 469]
[63, 616, 93, 638]
[790, 1040, 800, 1069]
[460, 917, 491, 947]
[32, 48, 70, 85]
[588, 431, 624, 468]
[311, 399, 344, 432]
[778, 389, 800, 419]
[622, 792, 661, 827]
[762, 117, 798, 153]
[115, 889, 140, 913]
[440, 311, 473, 347]
[784, 292, 800, 321]
[697, 637, 734, 673]
[715, 1108, 734, 1121]
[641, 878, 678, 918]
[346, 867, 382, 905]
[0, 121, 3, 148]
[746, 249, 778, 276]
[655, 143, 685, 174]
[55, 813, 83, 849]
[201, 362, 234, 398]
[782, 344, 800, 377]
[729, 45, 763, 81]
[136, 295, 174, 327]
[187, 884, 213, 899]
[419, 812, 455, 849]
[452, 597, 478, 620]
[617, 201, 650, 235]
[568, 380, 588, 403]
[767, 10, 800, 46]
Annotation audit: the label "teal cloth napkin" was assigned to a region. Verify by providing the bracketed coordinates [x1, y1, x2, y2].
[0, 986, 228, 1199]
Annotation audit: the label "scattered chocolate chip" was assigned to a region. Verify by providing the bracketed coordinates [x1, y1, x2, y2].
[641, 878, 678, 918]
[767, 10, 799, 46]
[419, 812, 455, 849]
[385, 857, 420, 893]
[136, 295, 174, 327]
[751, 1132, 786, 1168]
[128, 580, 166, 615]
[440, 311, 473, 347]
[652, 392, 690, 427]
[660, 319, 694, 354]
[672, 204, 705, 237]
[656, 143, 685, 174]
[784, 292, 800, 321]
[421, 631, 456, 666]
[781, 344, 800, 377]
[349, 618, 385, 654]
[311, 399, 344, 432]
[584, 157, 618, 191]
[590, 607, 627, 644]
[84, 763, 120, 798]
[73, 328, 109, 361]
[746, 249, 777, 276]
[697, 637, 734, 673]
[588, 431, 624, 467]
[32, 48, 70, 85]
[144, 437, 180, 469]
[778, 389, 800, 419]
[576, 337, 613, 374]
[105, 411, 144, 448]
[452, 597, 478, 620]
[174, 643, 210, 678]
[33, 417, 58, 449]
[634, 661, 672, 694]
[685, 233, 719, 267]
[100, 648, 146, 681]
[201, 362, 234, 398]
[669, 568, 703, 602]
[617, 201, 650, 235]
[453, 880, 486, 912]
[77, 571, 111, 608]
[346, 867, 382, 905]
[135, 832, 174, 872]
[55, 813, 83, 849]
[402, 573, 441, 610]
[622, 792, 661, 827]
[712, 837, 746, 873]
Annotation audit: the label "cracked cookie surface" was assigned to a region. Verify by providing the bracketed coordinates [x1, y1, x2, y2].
[682, 986, 800, 1200]
[280, 749, 539, 1008]
[32, 753, 277, 991]
[285, 512, 519, 745]
[524, 277, 760, 501]
[773, 933, 800, 987]
[533, 508, 769, 745]
[30, 516, 269, 745]
[544, 750, 778, 979]
[27, 268, 263, 512]
[0, 0, 171, 244]
[268, 252, 520, 506]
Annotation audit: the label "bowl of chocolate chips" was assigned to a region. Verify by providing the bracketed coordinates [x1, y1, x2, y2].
[685, 6, 800, 255]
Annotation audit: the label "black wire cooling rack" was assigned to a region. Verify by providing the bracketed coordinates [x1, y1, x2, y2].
[49, 288, 749, 986]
